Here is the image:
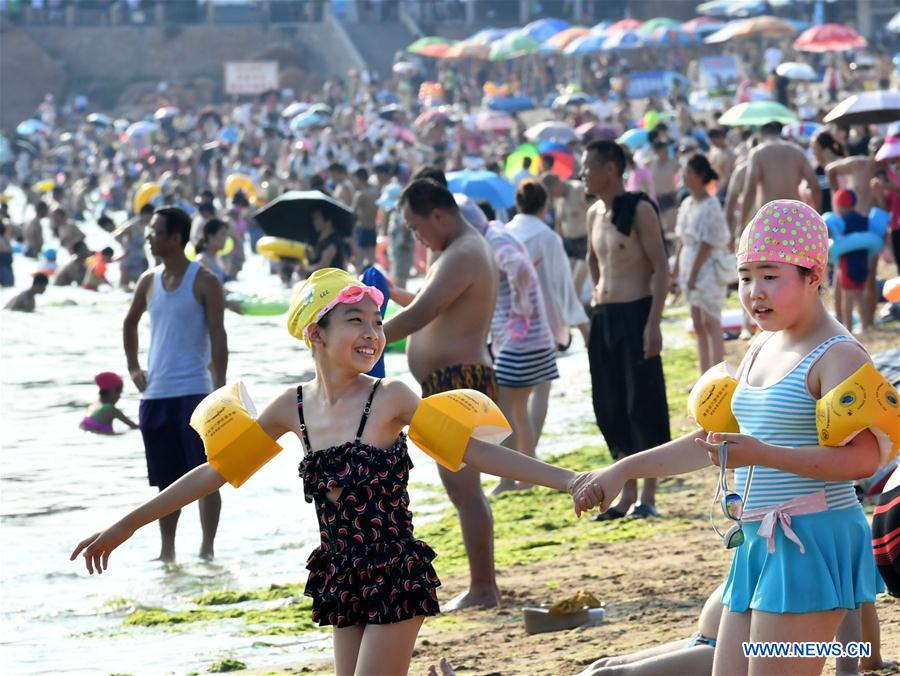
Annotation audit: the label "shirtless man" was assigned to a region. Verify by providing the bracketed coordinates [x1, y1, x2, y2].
[328, 163, 355, 207]
[543, 173, 589, 301]
[707, 128, 733, 201]
[649, 140, 680, 233]
[739, 122, 821, 227]
[582, 140, 671, 519]
[384, 178, 501, 610]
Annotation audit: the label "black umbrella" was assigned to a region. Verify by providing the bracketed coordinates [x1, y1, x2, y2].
[823, 91, 900, 126]
[253, 190, 354, 243]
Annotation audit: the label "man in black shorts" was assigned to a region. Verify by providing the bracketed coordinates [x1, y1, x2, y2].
[582, 141, 671, 520]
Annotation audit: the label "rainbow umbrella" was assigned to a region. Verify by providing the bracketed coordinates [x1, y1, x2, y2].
[718, 101, 797, 126]
[537, 141, 576, 181]
[522, 18, 569, 42]
[638, 17, 681, 34]
[545, 27, 590, 51]
[793, 24, 867, 53]
[407, 36, 456, 57]
[504, 143, 541, 179]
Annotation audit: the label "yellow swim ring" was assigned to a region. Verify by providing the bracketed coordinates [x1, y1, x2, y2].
[134, 182, 160, 214]
[257, 236, 305, 261]
[225, 173, 257, 202]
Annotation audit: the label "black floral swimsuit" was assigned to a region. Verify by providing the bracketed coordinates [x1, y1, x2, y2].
[297, 379, 441, 627]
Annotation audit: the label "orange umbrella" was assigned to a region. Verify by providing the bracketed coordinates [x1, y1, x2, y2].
[604, 19, 641, 34]
[546, 26, 590, 50]
[705, 16, 796, 43]
[793, 24, 867, 52]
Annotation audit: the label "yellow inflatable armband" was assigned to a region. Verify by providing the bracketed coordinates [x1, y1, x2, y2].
[190, 382, 283, 487]
[816, 362, 900, 466]
[408, 390, 512, 471]
[688, 362, 739, 433]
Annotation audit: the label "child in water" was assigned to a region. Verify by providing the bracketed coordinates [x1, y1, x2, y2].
[79, 372, 138, 435]
[71, 268, 585, 675]
[574, 200, 887, 676]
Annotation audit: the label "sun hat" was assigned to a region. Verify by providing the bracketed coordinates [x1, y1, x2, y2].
[737, 199, 829, 269]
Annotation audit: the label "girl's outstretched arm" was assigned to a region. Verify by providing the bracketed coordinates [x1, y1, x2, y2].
[71, 388, 297, 574]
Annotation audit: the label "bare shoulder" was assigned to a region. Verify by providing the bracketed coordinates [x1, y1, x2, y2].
[808, 336, 869, 397]
[442, 231, 494, 270]
[635, 200, 662, 230]
[378, 378, 420, 425]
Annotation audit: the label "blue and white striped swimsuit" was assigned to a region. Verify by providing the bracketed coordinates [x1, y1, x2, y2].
[722, 333, 879, 614]
[732, 334, 859, 512]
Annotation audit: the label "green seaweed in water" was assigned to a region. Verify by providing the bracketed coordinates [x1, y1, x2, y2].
[207, 658, 246, 672]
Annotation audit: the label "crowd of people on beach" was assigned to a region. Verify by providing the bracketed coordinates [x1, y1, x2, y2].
[1, 9, 899, 676]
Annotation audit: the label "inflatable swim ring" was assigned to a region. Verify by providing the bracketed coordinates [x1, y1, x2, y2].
[257, 236, 306, 262]
[384, 300, 406, 352]
[828, 231, 884, 264]
[228, 293, 290, 316]
[225, 173, 257, 203]
[884, 277, 900, 303]
[134, 182, 160, 214]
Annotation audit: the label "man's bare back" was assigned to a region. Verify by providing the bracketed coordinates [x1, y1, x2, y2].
[741, 139, 819, 224]
[406, 230, 498, 381]
[586, 199, 657, 304]
[827, 156, 877, 212]
[558, 181, 588, 240]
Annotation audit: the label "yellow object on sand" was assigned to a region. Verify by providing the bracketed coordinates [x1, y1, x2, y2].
[225, 173, 257, 202]
[408, 389, 512, 471]
[133, 181, 160, 214]
[34, 179, 55, 194]
[257, 236, 305, 263]
[548, 591, 604, 616]
[190, 382, 283, 488]
[688, 362, 739, 433]
[816, 362, 900, 466]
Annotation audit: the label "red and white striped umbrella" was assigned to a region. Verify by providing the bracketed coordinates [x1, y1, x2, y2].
[793, 24, 867, 53]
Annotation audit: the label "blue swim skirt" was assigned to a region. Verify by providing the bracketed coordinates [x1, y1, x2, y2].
[722, 506, 879, 614]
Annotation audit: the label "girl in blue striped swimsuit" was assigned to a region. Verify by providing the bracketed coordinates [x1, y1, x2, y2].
[572, 200, 884, 675]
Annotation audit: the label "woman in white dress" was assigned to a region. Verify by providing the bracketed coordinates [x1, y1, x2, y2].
[672, 154, 731, 373]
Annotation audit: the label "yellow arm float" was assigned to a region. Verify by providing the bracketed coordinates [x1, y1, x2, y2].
[687, 362, 740, 433]
[408, 390, 512, 471]
[189, 382, 283, 488]
[816, 362, 900, 466]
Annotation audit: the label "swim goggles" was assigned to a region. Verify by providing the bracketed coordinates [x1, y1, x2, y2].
[302, 283, 385, 339]
[710, 442, 755, 549]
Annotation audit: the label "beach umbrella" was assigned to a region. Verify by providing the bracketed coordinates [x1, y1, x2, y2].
[444, 40, 490, 60]
[392, 61, 416, 77]
[466, 27, 515, 45]
[705, 16, 796, 43]
[781, 121, 823, 143]
[590, 21, 610, 34]
[604, 19, 641, 34]
[475, 111, 517, 133]
[696, 0, 767, 18]
[683, 17, 725, 36]
[407, 36, 455, 57]
[823, 91, 900, 126]
[648, 27, 699, 47]
[618, 128, 649, 149]
[86, 113, 112, 127]
[577, 122, 621, 142]
[485, 96, 536, 112]
[718, 101, 797, 126]
[536, 141, 576, 180]
[602, 29, 646, 51]
[638, 17, 681, 34]
[775, 62, 818, 81]
[253, 190, 354, 243]
[414, 109, 452, 128]
[522, 18, 569, 42]
[16, 119, 49, 136]
[793, 24, 867, 53]
[489, 33, 540, 61]
[890, 11, 900, 34]
[123, 120, 157, 140]
[504, 143, 541, 179]
[875, 136, 900, 162]
[308, 103, 332, 116]
[545, 27, 590, 51]
[447, 170, 516, 210]
[281, 101, 310, 118]
[564, 32, 608, 55]
[525, 121, 577, 143]
[153, 106, 180, 121]
[552, 92, 595, 109]
[290, 111, 328, 131]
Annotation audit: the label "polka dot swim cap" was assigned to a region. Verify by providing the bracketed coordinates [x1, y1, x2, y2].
[737, 200, 829, 270]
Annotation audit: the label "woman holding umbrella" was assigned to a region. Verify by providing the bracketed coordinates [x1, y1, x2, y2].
[301, 209, 348, 277]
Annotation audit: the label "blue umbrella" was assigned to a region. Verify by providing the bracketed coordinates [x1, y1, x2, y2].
[16, 119, 48, 137]
[564, 32, 607, 55]
[447, 170, 515, 210]
[648, 27, 699, 47]
[291, 112, 328, 131]
[485, 96, 536, 112]
[536, 141, 571, 155]
[522, 18, 569, 42]
[467, 27, 514, 44]
[602, 30, 645, 51]
[618, 128, 649, 149]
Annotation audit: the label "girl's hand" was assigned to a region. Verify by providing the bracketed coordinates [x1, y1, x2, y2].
[70, 522, 135, 575]
[570, 467, 624, 517]
[695, 433, 769, 468]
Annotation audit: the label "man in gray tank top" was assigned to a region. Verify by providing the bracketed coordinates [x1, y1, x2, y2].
[123, 207, 228, 561]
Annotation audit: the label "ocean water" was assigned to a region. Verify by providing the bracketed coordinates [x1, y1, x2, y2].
[0, 211, 597, 674]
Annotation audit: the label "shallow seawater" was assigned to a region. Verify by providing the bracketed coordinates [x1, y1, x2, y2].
[0, 212, 599, 674]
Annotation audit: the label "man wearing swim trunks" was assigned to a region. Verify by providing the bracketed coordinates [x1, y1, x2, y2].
[124, 207, 228, 562]
[544, 173, 590, 303]
[384, 178, 501, 610]
[582, 141, 671, 520]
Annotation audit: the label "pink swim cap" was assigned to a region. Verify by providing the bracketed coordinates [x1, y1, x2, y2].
[737, 200, 829, 270]
[95, 372, 124, 391]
